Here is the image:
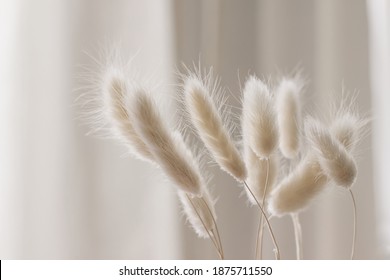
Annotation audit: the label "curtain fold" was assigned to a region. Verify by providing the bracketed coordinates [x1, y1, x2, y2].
[367, 0, 390, 259]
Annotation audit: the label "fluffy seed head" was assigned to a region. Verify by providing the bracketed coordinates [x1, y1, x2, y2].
[102, 67, 154, 161]
[178, 189, 216, 238]
[128, 89, 204, 195]
[268, 154, 328, 216]
[244, 146, 278, 206]
[183, 75, 247, 181]
[242, 76, 279, 159]
[331, 114, 357, 151]
[329, 93, 370, 153]
[276, 78, 302, 158]
[330, 113, 368, 154]
[305, 117, 357, 188]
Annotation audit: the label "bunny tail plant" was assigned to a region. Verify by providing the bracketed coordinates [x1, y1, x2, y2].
[81, 51, 368, 259]
[274, 76, 305, 259]
[305, 117, 358, 259]
[328, 97, 369, 259]
[268, 100, 367, 260]
[83, 59, 224, 259]
[181, 69, 281, 260]
[127, 91, 224, 258]
[182, 70, 247, 181]
[102, 67, 155, 162]
[276, 77, 303, 159]
[77, 51, 154, 163]
[241, 75, 280, 260]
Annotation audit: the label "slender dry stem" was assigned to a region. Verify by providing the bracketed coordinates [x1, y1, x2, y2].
[255, 217, 264, 260]
[244, 180, 280, 260]
[349, 189, 357, 260]
[292, 213, 303, 260]
[255, 158, 270, 260]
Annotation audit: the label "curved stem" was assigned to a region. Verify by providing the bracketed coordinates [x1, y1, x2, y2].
[244, 180, 280, 260]
[291, 213, 303, 260]
[255, 158, 270, 260]
[349, 189, 357, 260]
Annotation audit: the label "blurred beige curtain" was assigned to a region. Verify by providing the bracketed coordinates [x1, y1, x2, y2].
[367, 0, 390, 258]
[0, 0, 381, 259]
[0, 0, 181, 259]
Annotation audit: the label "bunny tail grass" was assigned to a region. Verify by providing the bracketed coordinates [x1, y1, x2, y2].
[329, 96, 365, 259]
[128, 90, 203, 195]
[276, 78, 302, 159]
[183, 76, 247, 181]
[268, 154, 328, 216]
[241, 75, 279, 258]
[102, 67, 154, 162]
[307, 118, 357, 258]
[244, 180, 280, 260]
[244, 147, 278, 206]
[305, 118, 357, 189]
[242, 76, 279, 159]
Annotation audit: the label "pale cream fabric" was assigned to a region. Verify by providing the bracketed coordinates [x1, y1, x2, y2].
[367, 0, 390, 258]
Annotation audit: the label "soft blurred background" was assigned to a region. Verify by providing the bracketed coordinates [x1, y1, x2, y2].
[0, 0, 389, 259]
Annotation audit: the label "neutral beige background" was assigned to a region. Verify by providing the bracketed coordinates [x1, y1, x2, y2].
[0, 0, 388, 259]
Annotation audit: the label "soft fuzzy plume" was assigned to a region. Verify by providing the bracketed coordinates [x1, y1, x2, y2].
[183, 75, 247, 181]
[242, 76, 279, 159]
[305, 117, 357, 189]
[330, 100, 369, 152]
[268, 154, 328, 216]
[102, 67, 154, 162]
[128, 89, 204, 195]
[276, 78, 302, 159]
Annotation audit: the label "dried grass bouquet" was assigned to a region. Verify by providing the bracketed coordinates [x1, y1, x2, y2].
[80, 52, 368, 260]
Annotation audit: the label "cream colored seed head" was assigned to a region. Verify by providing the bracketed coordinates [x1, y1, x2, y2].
[184, 76, 247, 181]
[242, 76, 279, 159]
